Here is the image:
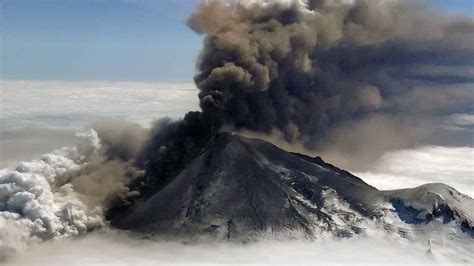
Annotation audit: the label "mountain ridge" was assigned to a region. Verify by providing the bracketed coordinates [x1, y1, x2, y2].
[108, 133, 473, 240]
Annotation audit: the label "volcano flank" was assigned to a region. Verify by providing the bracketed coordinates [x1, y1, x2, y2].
[108, 133, 473, 240]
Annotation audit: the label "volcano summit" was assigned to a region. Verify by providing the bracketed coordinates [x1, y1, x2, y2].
[108, 133, 473, 241]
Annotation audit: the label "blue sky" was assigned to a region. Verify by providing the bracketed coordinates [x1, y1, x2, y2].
[1, 0, 472, 82]
[2, 0, 201, 82]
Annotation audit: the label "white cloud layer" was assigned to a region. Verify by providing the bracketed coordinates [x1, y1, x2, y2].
[356, 145, 474, 198]
[7, 228, 473, 264]
[0, 80, 198, 130]
[0, 80, 199, 168]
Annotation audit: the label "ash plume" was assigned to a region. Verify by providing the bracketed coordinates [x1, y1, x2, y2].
[114, 0, 473, 201]
[188, 0, 473, 149]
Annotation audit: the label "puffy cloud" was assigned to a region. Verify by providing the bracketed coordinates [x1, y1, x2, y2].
[0, 130, 133, 256]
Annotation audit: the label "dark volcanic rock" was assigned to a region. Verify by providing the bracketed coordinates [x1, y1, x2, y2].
[109, 133, 473, 240]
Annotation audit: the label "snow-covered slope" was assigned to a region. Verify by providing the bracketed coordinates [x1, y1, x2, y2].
[384, 183, 473, 237]
[109, 133, 474, 240]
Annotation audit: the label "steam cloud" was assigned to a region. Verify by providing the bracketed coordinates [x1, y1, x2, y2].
[0, 129, 143, 259]
[0, 130, 103, 258]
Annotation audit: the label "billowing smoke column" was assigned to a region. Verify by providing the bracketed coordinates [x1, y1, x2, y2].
[189, 0, 474, 147]
[117, 0, 473, 201]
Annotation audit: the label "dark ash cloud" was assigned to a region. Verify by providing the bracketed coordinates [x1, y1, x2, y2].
[108, 0, 473, 209]
[188, 0, 473, 149]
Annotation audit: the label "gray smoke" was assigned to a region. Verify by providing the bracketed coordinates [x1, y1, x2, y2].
[188, 0, 474, 151]
[109, 0, 473, 214]
[92, 120, 149, 162]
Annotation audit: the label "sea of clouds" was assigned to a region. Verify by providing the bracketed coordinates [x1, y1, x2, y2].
[1, 80, 473, 264]
[8, 228, 473, 264]
[356, 145, 474, 198]
[0, 80, 199, 168]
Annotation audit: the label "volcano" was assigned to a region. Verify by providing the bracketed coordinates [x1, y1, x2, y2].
[108, 133, 473, 240]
